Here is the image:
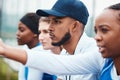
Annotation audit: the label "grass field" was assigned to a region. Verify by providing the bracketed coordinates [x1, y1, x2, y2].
[0, 58, 18, 80]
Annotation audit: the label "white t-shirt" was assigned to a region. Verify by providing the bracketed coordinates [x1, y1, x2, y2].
[26, 48, 103, 77]
[58, 33, 101, 80]
[19, 44, 57, 80]
[25, 33, 120, 80]
[19, 45, 43, 80]
[111, 65, 120, 80]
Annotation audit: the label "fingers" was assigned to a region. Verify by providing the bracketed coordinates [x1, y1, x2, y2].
[0, 38, 2, 42]
[0, 38, 4, 46]
[0, 38, 5, 55]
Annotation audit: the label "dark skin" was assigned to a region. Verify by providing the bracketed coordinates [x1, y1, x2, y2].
[16, 22, 39, 49]
[114, 58, 120, 75]
[48, 16, 84, 55]
[0, 4, 120, 78]
[95, 9, 120, 75]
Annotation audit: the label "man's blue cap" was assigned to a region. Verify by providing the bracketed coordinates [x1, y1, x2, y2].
[36, 0, 89, 25]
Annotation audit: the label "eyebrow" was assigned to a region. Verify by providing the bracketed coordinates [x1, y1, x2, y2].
[40, 18, 50, 22]
[41, 19, 49, 22]
[53, 16, 66, 20]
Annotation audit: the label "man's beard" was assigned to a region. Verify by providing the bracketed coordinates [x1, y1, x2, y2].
[52, 32, 71, 46]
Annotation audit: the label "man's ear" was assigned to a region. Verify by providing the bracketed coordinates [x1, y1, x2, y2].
[72, 21, 80, 32]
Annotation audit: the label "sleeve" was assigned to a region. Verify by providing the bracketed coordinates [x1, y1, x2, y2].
[57, 75, 65, 80]
[25, 49, 104, 75]
[18, 65, 25, 80]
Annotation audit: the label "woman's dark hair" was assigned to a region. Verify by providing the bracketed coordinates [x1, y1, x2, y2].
[20, 12, 40, 34]
[106, 3, 120, 22]
[108, 3, 120, 10]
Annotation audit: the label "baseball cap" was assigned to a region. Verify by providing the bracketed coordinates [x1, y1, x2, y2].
[36, 0, 89, 25]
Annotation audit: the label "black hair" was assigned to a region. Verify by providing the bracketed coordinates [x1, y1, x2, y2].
[108, 3, 120, 10]
[20, 12, 40, 34]
[106, 3, 120, 24]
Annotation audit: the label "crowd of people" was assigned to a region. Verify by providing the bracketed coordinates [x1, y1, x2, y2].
[0, 0, 120, 80]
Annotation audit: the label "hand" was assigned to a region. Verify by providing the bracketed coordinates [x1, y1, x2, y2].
[57, 78, 63, 80]
[0, 38, 6, 55]
[0, 38, 27, 64]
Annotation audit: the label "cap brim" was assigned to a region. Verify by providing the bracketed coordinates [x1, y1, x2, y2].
[36, 9, 66, 17]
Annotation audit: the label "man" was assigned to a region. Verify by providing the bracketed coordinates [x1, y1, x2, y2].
[0, 1, 120, 80]
[36, 0, 101, 80]
[39, 17, 62, 80]
[2, 0, 102, 80]
[0, 0, 103, 80]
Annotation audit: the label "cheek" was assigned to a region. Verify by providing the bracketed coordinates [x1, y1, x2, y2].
[108, 44, 120, 57]
[55, 25, 67, 34]
[112, 38, 120, 53]
[55, 29, 67, 39]
[38, 35, 43, 42]
[43, 40, 53, 50]
[24, 36, 33, 42]
[25, 32, 34, 40]
[105, 32, 119, 46]
[22, 31, 33, 37]
[20, 33, 29, 40]
[46, 37, 52, 44]
[106, 35, 120, 56]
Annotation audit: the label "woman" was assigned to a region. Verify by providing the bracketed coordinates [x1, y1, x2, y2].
[94, 3, 120, 79]
[18, 13, 62, 80]
[0, 3, 120, 80]
[16, 12, 42, 80]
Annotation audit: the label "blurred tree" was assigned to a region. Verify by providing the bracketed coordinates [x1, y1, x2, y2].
[0, 58, 18, 80]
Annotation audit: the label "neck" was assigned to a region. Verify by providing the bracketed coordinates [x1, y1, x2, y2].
[27, 38, 40, 49]
[51, 46, 62, 55]
[113, 57, 120, 75]
[63, 34, 81, 55]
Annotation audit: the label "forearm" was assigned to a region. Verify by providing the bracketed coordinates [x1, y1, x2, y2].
[26, 50, 102, 75]
[3, 45, 27, 64]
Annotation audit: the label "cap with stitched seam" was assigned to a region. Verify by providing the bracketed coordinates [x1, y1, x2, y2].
[36, 0, 89, 25]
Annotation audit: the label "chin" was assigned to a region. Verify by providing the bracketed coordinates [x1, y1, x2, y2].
[43, 47, 49, 50]
[101, 53, 110, 58]
[18, 43, 23, 45]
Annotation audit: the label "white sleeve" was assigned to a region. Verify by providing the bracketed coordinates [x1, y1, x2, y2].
[18, 65, 25, 80]
[57, 75, 64, 80]
[25, 50, 104, 75]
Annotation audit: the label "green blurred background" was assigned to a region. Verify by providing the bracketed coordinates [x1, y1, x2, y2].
[0, 58, 18, 80]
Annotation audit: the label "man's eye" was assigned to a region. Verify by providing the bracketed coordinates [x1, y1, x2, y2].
[54, 19, 61, 24]
[38, 31, 41, 34]
[44, 30, 49, 33]
[101, 28, 108, 33]
[94, 27, 97, 33]
[44, 19, 51, 24]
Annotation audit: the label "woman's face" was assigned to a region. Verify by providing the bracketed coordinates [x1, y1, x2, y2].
[16, 22, 35, 45]
[39, 17, 54, 50]
[94, 9, 120, 58]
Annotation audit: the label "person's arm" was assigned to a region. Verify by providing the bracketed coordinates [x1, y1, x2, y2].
[18, 65, 25, 80]
[57, 78, 62, 80]
[25, 49, 104, 75]
[0, 39, 27, 64]
[0, 39, 104, 75]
